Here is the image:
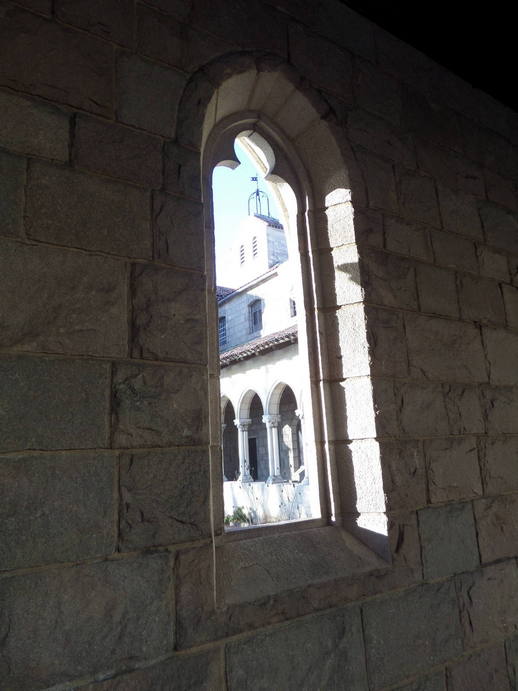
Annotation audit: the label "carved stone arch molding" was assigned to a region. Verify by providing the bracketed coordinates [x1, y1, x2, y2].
[174, 53, 391, 641]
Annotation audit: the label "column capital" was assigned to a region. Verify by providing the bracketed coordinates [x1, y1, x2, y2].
[234, 417, 251, 431]
[262, 413, 281, 428]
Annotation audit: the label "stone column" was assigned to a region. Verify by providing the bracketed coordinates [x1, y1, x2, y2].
[221, 423, 228, 481]
[263, 414, 283, 483]
[234, 418, 253, 482]
[294, 409, 305, 481]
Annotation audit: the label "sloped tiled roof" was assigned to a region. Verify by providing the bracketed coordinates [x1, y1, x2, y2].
[216, 285, 235, 301]
[220, 324, 298, 368]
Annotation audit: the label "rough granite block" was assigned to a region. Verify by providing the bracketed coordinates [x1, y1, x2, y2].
[117, 53, 186, 137]
[0, 239, 127, 357]
[348, 108, 415, 167]
[479, 202, 518, 255]
[475, 494, 518, 562]
[0, 151, 25, 239]
[477, 245, 510, 282]
[481, 437, 518, 494]
[0, 555, 174, 689]
[481, 385, 518, 433]
[458, 274, 505, 326]
[0, 90, 69, 160]
[360, 248, 418, 310]
[398, 382, 449, 436]
[163, 141, 202, 198]
[365, 305, 409, 377]
[356, 150, 398, 213]
[457, 561, 518, 647]
[399, 172, 441, 227]
[447, 645, 510, 691]
[131, 264, 206, 364]
[78, 650, 222, 690]
[74, 115, 163, 188]
[502, 284, 518, 328]
[0, 6, 113, 115]
[112, 362, 207, 448]
[393, 672, 446, 691]
[484, 328, 518, 386]
[0, 356, 110, 451]
[56, 0, 134, 47]
[416, 264, 458, 317]
[119, 447, 211, 549]
[437, 185, 483, 239]
[354, 58, 401, 126]
[431, 230, 478, 273]
[227, 606, 367, 690]
[384, 215, 433, 261]
[425, 437, 482, 503]
[443, 384, 484, 434]
[419, 502, 479, 579]
[363, 581, 463, 688]
[154, 192, 204, 270]
[0, 451, 116, 570]
[26, 161, 151, 259]
[406, 313, 487, 383]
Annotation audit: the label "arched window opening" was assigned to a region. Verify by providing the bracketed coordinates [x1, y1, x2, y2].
[222, 399, 239, 481]
[212, 129, 321, 530]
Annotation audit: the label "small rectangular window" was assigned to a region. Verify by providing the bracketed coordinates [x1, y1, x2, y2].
[249, 300, 262, 333]
[290, 298, 297, 317]
[239, 245, 245, 264]
[252, 236, 258, 257]
[219, 316, 227, 347]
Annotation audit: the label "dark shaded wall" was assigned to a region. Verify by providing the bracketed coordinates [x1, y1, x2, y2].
[0, 1, 517, 689]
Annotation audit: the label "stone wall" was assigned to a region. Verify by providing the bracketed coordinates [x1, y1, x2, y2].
[1, 1, 518, 689]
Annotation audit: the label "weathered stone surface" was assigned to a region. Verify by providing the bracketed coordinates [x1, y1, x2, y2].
[380, 439, 426, 511]
[477, 245, 510, 282]
[0, 451, 116, 570]
[425, 437, 482, 503]
[119, 448, 210, 549]
[417, 264, 458, 317]
[481, 437, 518, 494]
[321, 244, 363, 307]
[0, 356, 110, 451]
[117, 53, 185, 137]
[15, 0, 51, 14]
[360, 248, 417, 310]
[139, 0, 190, 19]
[402, 89, 461, 153]
[416, 142, 485, 196]
[0, 239, 127, 356]
[0, 151, 25, 239]
[387, 510, 422, 577]
[431, 230, 478, 273]
[475, 494, 518, 563]
[163, 141, 201, 198]
[0, 554, 174, 689]
[458, 274, 505, 325]
[0, 6, 113, 115]
[437, 185, 483, 239]
[56, 0, 134, 46]
[419, 502, 479, 579]
[506, 635, 518, 691]
[443, 384, 484, 434]
[137, 4, 233, 72]
[348, 108, 415, 167]
[479, 202, 518, 255]
[365, 305, 409, 377]
[154, 192, 204, 270]
[354, 59, 401, 126]
[131, 264, 206, 363]
[457, 561, 518, 647]
[26, 161, 151, 258]
[112, 362, 207, 448]
[398, 382, 449, 436]
[481, 385, 518, 433]
[74, 115, 163, 188]
[485, 169, 517, 213]
[484, 328, 518, 385]
[191, 0, 286, 55]
[393, 671, 446, 691]
[448, 645, 510, 691]
[0, 90, 69, 160]
[406, 313, 487, 382]
[502, 284, 518, 328]
[227, 606, 368, 690]
[363, 581, 463, 688]
[78, 650, 222, 690]
[399, 172, 441, 227]
[357, 150, 398, 212]
[384, 216, 433, 261]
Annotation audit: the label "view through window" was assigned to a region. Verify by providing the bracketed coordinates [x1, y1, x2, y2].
[213, 136, 321, 530]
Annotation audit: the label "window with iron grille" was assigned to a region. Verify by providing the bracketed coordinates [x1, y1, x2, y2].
[239, 245, 245, 264]
[219, 316, 227, 347]
[252, 236, 258, 257]
[249, 300, 262, 333]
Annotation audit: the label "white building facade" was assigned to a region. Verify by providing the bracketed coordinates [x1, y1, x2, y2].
[218, 211, 318, 526]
